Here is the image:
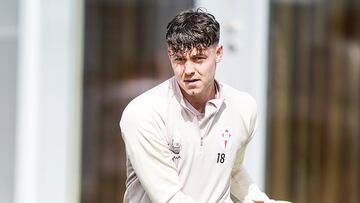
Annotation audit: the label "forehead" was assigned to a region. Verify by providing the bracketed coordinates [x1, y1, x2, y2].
[169, 46, 213, 57]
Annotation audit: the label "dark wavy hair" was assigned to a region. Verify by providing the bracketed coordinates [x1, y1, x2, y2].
[166, 8, 220, 54]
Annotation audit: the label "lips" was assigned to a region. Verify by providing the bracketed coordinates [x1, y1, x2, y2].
[184, 79, 200, 83]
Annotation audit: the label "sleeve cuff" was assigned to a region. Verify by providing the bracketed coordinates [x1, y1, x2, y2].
[243, 184, 270, 203]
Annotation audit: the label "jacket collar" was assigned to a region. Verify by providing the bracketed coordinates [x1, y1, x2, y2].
[170, 77, 225, 116]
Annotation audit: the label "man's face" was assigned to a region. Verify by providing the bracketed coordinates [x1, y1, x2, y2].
[168, 45, 223, 101]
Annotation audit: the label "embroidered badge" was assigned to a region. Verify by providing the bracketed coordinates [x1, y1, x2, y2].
[170, 131, 182, 154]
[219, 129, 232, 151]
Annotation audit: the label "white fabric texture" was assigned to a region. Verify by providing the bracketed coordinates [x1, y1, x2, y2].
[120, 77, 266, 203]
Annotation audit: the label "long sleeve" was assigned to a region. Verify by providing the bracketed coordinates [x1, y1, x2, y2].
[230, 152, 255, 202]
[230, 94, 266, 202]
[120, 101, 197, 203]
[229, 96, 290, 203]
[230, 156, 271, 203]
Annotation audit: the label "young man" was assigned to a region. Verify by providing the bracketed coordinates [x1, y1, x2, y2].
[120, 9, 290, 203]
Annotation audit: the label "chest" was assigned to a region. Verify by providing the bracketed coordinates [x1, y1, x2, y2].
[165, 104, 250, 172]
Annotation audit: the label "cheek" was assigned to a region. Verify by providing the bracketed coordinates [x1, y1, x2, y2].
[172, 65, 184, 77]
[199, 62, 216, 76]
[170, 65, 178, 74]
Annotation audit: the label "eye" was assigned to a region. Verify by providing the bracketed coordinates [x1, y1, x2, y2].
[174, 57, 185, 63]
[194, 56, 206, 62]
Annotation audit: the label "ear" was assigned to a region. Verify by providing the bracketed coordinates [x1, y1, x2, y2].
[215, 44, 224, 63]
[167, 48, 173, 57]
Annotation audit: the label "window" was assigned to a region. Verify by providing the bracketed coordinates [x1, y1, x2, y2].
[81, 1, 193, 202]
[267, 1, 360, 202]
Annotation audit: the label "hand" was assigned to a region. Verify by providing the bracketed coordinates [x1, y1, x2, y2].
[253, 201, 292, 203]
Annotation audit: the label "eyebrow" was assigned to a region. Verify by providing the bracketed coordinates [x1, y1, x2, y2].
[171, 49, 208, 59]
[191, 52, 208, 58]
[192, 52, 207, 56]
[172, 55, 185, 59]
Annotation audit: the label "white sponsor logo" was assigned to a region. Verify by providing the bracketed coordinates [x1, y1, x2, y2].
[170, 131, 182, 154]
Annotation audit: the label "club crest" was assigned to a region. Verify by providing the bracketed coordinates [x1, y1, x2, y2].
[219, 129, 232, 151]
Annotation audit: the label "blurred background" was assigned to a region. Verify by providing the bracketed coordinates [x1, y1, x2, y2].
[0, 0, 359, 203]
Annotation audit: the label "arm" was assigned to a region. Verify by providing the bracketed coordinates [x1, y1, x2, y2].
[230, 95, 268, 202]
[230, 150, 269, 203]
[120, 102, 197, 203]
[230, 134, 272, 203]
[230, 96, 291, 203]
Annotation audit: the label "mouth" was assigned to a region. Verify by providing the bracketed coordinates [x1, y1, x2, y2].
[184, 79, 200, 83]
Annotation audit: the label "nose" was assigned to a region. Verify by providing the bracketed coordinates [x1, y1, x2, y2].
[184, 61, 195, 75]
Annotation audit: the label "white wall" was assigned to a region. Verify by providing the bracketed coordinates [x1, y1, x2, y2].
[0, 0, 18, 202]
[14, 0, 84, 203]
[195, 0, 270, 189]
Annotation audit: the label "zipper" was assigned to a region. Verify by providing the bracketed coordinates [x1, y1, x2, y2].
[194, 117, 204, 151]
[198, 104, 221, 149]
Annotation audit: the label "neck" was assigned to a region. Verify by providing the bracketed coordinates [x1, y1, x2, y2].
[182, 82, 216, 113]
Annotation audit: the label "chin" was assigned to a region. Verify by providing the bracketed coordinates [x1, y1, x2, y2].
[187, 90, 200, 97]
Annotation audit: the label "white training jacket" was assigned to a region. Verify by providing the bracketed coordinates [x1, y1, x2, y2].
[120, 77, 270, 203]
